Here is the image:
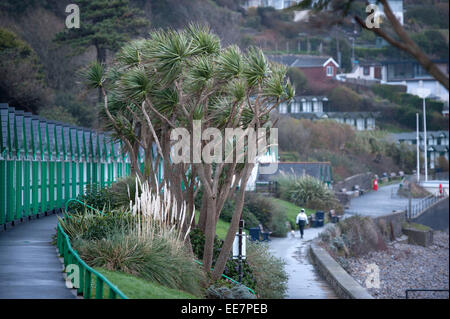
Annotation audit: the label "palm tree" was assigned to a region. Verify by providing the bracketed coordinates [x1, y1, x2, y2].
[83, 24, 294, 281]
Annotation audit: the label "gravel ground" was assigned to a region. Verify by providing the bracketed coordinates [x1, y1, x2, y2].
[345, 231, 449, 299]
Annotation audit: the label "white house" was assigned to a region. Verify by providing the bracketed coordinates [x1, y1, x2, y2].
[340, 59, 450, 103]
[278, 96, 328, 114]
[389, 131, 449, 169]
[338, 61, 382, 83]
[380, 60, 449, 103]
[277, 96, 377, 131]
[242, 0, 299, 10]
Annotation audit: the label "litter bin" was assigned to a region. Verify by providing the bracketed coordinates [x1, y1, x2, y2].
[314, 211, 324, 227]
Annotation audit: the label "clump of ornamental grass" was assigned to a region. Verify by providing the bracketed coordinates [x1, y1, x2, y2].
[60, 178, 202, 296]
[128, 177, 195, 252]
[73, 233, 204, 296]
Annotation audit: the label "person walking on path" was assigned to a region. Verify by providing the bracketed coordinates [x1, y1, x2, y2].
[296, 209, 308, 239]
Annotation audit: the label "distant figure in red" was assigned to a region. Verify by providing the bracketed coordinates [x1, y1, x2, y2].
[372, 178, 378, 191]
[439, 183, 443, 196]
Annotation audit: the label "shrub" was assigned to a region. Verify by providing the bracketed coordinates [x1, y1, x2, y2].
[206, 284, 256, 299]
[73, 233, 204, 296]
[66, 177, 141, 213]
[58, 210, 134, 241]
[244, 192, 275, 229]
[276, 174, 341, 212]
[269, 208, 288, 237]
[67, 184, 113, 213]
[319, 216, 387, 258]
[61, 178, 203, 296]
[245, 241, 288, 299]
[189, 228, 223, 261]
[244, 192, 288, 236]
[219, 199, 260, 229]
[107, 176, 141, 208]
[189, 227, 288, 298]
[223, 259, 257, 291]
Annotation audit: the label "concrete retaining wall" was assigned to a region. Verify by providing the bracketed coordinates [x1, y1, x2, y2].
[309, 243, 374, 299]
[402, 227, 434, 247]
[372, 211, 406, 240]
[334, 172, 372, 192]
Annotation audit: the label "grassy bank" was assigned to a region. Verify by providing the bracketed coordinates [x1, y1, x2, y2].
[93, 268, 199, 299]
[267, 197, 314, 228]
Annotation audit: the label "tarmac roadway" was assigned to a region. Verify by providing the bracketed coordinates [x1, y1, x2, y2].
[0, 214, 75, 299]
[344, 183, 424, 217]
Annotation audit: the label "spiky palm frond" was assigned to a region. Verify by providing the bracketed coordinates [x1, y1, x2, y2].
[151, 87, 178, 116]
[227, 78, 246, 103]
[118, 67, 154, 103]
[116, 39, 146, 67]
[185, 55, 215, 92]
[285, 79, 295, 101]
[243, 47, 270, 88]
[188, 23, 221, 56]
[146, 29, 194, 85]
[83, 61, 105, 89]
[192, 103, 205, 121]
[216, 45, 243, 80]
[262, 63, 287, 98]
[208, 97, 234, 128]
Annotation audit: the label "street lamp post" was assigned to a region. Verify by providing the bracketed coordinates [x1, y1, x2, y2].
[423, 96, 428, 182]
[416, 113, 420, 182]
[414, 87, 430, 182]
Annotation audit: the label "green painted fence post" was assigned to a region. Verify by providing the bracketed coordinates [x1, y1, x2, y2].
[6, 160, 14, 222]
[84, 270, 91, 299]
[23, 112, 33, 217]
[0, 104, 9, 226]
[56, 123, 63, 208]
[30, 115, 39, 215]
[0, 160, 5, 225]
[39, 120, 48, 213]
[32, 161, 39, 215]
[95, 276, 104, 299]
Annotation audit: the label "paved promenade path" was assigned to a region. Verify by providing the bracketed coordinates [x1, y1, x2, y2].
[0, 214, 75, 299]
[345, 183, 424, 217]
[269, 227, 338, 299]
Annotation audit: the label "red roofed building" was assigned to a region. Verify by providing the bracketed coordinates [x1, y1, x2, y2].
[268, 54, 340, 93]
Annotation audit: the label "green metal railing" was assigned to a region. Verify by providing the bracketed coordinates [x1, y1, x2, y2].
[56, 222, 128, 299]
[58, 199, 126, 298]
[63, 199, 254, 297]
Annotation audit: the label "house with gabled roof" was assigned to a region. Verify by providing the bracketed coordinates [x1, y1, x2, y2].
[267, 54, 339, 81]
[276, 95, 378, 131]
[250, 162, 333, 192]
[388, 131, 449, 169]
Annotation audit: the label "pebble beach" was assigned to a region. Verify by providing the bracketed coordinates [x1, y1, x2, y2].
[345, 231, 449, 299]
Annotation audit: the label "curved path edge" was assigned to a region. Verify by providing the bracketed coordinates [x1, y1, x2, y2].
[0, 212, 75, 299]
[309, 243, 374, 299]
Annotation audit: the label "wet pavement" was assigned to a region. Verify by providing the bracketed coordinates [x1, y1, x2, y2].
[269, 227, 338, 299]
[0, 214, 75, 299]
[345, 183, 424, 217]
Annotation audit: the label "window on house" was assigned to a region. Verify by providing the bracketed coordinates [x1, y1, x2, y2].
[363, 66, 370, 75]
[326, 66, 334, 77]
